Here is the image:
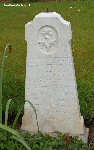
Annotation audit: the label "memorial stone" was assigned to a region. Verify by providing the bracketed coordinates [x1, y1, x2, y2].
[21, 12, 89, 143]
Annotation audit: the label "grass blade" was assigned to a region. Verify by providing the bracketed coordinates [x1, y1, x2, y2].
[0, 77, 2, 123]
[26, 100, 36, 113]
[1, 48, 7, 80]
[5, 99, 12, 126]
[0, 123, 24, 139]
[11, 135, 31, 150]
[26, 100, 39, 135]
[0, 123, 31, 150]
[12, 104, 24, 129]
[0, 44, 11, 124]
[0, 49, 6, 124]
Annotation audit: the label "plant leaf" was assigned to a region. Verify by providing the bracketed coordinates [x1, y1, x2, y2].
[26, 100, 36, 113]
[5, 99, 12, 126]
[11, 135, 31, 150]
[26, 100, 40, 135]
[12, 104, 24, 129]
[0, 77, 2, 124]
[0, 131, 7, 141]
[0, 123, 31, 150]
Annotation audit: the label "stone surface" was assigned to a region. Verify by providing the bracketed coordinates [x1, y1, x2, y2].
[21, 12, 89, 142]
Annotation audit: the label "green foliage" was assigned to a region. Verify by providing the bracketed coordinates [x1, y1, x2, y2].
[5, 99, 12, 126]
[0, 77, 2, 123]
[0, 44, 12, 123]
[0, 45, 30, 150]
[77, 80, 94, 123]
[0, 131, 90, 150]
[12, 104, 24, 129]
[0, 124, 31, 150]
[0, 99, 31, 150]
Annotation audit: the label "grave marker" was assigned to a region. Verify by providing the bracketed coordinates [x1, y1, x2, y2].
[21, 12, 89, 143]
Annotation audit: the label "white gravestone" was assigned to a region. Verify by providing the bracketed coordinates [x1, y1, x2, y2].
[21, 12, 89, 143]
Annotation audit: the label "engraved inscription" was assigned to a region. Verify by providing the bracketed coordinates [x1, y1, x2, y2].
[38, 26, 58, 54]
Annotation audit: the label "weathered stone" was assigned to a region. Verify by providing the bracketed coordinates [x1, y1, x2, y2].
[21, 12, 89, 143]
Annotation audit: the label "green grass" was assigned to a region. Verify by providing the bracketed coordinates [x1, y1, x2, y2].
[0, 0, 94, 124]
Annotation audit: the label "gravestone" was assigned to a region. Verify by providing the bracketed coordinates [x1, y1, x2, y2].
[21, 12, 89, 143]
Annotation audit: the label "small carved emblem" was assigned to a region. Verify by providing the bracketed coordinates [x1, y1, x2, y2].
[38, 26, 58, 54]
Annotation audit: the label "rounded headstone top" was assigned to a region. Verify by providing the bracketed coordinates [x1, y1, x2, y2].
[35, 12, 60, 18]
[34, 12, 70, 25]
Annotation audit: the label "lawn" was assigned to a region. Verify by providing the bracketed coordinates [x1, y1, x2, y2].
[0, 0, 94, 136]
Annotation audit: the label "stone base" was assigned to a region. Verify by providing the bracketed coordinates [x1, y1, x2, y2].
[78, 128, 89, 143]
[42, 128, 89, 144]
[21, 127, 89, 144]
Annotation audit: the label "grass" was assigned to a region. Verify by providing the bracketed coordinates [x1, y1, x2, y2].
[0, 0, 94, 124]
